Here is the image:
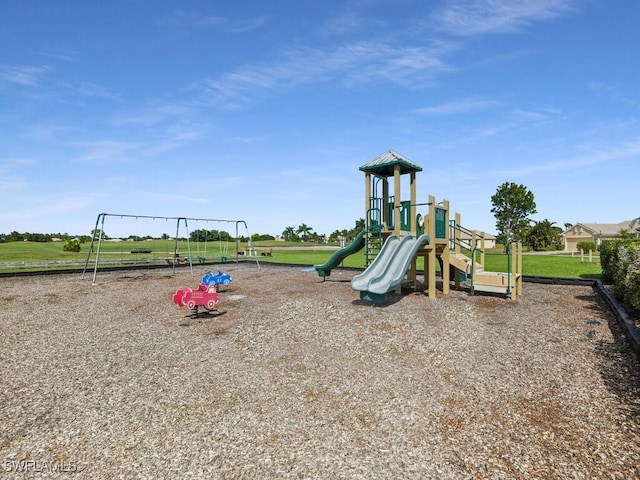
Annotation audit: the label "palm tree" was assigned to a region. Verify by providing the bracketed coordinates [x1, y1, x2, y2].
[329, 230, 342, 242]
[281, 226, 297, 242]
[525, 219, 560, 251]
[296, 223, 313, 242]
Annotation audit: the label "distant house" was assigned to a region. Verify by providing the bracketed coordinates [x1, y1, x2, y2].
[560, 219, 640, 252]
[458, 230, 497, 250]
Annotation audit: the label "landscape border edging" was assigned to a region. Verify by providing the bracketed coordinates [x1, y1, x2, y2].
[593, 279, 640, 359]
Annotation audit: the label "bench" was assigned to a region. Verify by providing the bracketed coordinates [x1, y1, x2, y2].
[165, 257, 188, 265]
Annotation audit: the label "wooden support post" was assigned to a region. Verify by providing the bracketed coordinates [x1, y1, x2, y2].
[423, 253, 429, 296]
[382, 178, 389, 228]
[517, 242, 523, 296]
[442, 199, 450, 295]
[410, 171, 417, 233]
[454, 212, 461, 254]
[364, 172, 371, 221]
[441, 245, 450, 295]
[393, 164, 401, 237]
[409, 257, 417, 287]
[428, 246, 436, 298]
[427, 195, 435, 240]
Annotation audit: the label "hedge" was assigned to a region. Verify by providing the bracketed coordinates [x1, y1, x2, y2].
[600, 239, 640, 313]
[576, 241, 597, 253]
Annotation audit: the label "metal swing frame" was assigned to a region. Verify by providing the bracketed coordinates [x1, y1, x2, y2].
[81, 213, 255, 285]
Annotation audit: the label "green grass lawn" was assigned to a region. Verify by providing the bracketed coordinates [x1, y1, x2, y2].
[484, 253, 601, 279]
[0, 240, 602, 279]
[254, 248, 601, 279]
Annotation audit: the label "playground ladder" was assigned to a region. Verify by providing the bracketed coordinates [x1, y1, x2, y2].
[365, 205, 384, 267]
[364, 225, 383, 267]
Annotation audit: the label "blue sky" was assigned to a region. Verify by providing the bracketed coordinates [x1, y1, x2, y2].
[1, 0, 639, 239]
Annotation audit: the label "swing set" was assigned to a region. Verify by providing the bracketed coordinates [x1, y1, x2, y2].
[81, 213, 257, 285]
[190, 224, 232, 264]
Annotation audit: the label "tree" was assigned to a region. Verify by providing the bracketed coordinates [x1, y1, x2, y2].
[618, 228, 637, 239]
[281, 226, 297, 242]
[329, 230, 342, 242]
[353, 218, 365, 235]
[525, 219, 561, 251]
[296, 223, 313, 242]
[490, 182, 537, 245]
[91, 228, 109, 240]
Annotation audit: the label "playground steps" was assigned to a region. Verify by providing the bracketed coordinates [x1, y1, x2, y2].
[449, 251, 483, 275]
[471, 271, 522, 299]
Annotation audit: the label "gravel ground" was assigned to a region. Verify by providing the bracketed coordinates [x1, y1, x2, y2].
[1, 264, 639, 479]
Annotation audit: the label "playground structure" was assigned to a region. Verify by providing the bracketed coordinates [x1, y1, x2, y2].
[317, 150, 522, 303]
[315, 230, 366, 278]
[81, 213, 258, 285]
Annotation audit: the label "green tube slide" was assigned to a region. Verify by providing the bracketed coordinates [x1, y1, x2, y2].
[314, 230, 366, 278]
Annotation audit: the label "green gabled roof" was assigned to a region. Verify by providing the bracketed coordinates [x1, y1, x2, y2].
[359, 150, 423, 176]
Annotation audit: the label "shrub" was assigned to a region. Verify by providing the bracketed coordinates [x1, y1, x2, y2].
[601, 239, 640, 314]
[576, 241, 597, 253]
[600, 239, 635, 283]
[622, 245, 640, 311]
[63, 238, 81, 252]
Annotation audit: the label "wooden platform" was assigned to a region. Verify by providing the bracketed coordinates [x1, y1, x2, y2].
[471, 271, 522, 300]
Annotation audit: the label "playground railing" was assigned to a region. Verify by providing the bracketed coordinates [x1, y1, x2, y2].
[449, 221, 485, 260]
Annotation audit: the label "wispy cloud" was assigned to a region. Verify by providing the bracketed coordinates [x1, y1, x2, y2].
[145, 192, 210, 205]
[0, 157, 38, 174]
[193, 40, 455, 107]
[507, 107, 561, 123]
[228, 15, 269, 33]
[111, 103, 196, 127]
[322, 13, 367, 35]
[233, 136, 267, 144]
[184, 1, 579, 110]
[72, 127, 204, 164]
[61, 81, 120, 100]
[159, 10, 268, 33]
[23, 124, 76, 141]
[158, 10, 225, 28]
[38, 48, 76, 61]
[147, 128, 205, 155]
[72, 140, 142, 165]
[0, 174, 28, 194]
[0, 64, 52, 87]
[589, 81, 640, 110]
[433, 0, 577, 36]
[413, 98, 498, 115]
[497, 136, 640, 177]
[0, 157, 34, 195]
[0, 195, 97, 222]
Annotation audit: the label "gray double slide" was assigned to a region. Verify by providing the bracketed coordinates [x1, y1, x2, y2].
[351, 234, 430, 302]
